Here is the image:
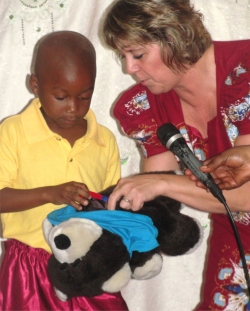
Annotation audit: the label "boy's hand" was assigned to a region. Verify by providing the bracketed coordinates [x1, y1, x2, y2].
[200, 146, 250, 190]
[48, 181, 91, 210]
[185, 146, 250, 190]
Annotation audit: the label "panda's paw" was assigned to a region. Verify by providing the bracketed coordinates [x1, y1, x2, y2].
[54, 287, 68, 302]
[132, 253, 163, 280]
[102, 263, 132, 292]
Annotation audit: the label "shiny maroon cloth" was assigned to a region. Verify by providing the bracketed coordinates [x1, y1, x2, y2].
[0, 239, 128, 311]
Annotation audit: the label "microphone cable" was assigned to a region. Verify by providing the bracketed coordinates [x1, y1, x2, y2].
[156, 122, 250, 296]
[219, 196, 250, 297]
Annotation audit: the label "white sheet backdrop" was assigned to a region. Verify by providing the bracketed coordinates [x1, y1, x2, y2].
[0, 1, 249, 310]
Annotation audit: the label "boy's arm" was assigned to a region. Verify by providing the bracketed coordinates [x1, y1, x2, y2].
[0, 181, 90, 213]
[0, 121, 91, 213]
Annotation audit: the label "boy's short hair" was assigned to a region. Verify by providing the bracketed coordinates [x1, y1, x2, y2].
[33, 31, 96, 77]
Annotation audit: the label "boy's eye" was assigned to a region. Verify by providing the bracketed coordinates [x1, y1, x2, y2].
[78, 96, 91, 101]
[55, 97, 66, 101]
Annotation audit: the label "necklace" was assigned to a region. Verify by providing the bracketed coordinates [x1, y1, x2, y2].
[19, 0, 48, 9]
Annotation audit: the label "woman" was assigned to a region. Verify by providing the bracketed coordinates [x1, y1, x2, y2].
[103, 0, 250, 310]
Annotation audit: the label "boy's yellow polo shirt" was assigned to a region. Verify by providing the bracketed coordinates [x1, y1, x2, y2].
[0, 98, 121, 252]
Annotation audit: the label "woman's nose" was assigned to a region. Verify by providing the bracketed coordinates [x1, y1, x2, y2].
[125, 58, 139, 75]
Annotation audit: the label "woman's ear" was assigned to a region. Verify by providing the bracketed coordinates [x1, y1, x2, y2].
[29, 74, 39, 96]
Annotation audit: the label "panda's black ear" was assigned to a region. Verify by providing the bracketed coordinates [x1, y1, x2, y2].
[100, 186, 124, 211]
[80, 198, 106, 211]
[100, 185, 116, 197]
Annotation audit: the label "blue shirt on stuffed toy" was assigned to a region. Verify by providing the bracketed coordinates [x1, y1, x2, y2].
[47, 205, 159, 257]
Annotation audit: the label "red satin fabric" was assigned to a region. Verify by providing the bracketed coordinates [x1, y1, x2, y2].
[0, 239, 128, 311]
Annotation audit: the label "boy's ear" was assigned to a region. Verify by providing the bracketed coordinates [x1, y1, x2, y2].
[29, 74, 39, 96]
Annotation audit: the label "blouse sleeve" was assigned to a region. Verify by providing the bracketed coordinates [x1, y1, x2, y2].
[113, 84, 167, 158]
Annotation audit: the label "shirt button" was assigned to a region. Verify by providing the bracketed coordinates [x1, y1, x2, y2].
[69, 158, 73, 162]
[56, 138, 61, 141]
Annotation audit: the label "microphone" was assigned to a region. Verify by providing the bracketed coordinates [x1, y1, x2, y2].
[156, 123, 226, 204]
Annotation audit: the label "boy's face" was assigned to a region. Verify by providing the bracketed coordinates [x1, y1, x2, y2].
[30, 60, 95, 130]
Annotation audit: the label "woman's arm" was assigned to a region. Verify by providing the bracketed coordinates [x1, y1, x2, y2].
[108, 144, 250, 213]
[143, 151, 180, 172]
[108, 167, 250, 213]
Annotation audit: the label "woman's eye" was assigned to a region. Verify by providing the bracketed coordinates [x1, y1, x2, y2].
[133, 54, 143, 60]
[55, 97, 66, 101]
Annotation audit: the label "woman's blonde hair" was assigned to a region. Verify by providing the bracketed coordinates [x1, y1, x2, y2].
[103, 0, 212, 71]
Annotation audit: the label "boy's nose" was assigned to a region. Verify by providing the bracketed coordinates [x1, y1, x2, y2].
[66, 99, 79, 113]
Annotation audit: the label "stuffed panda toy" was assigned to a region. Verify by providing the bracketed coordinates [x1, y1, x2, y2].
[43, 172, 202, 302]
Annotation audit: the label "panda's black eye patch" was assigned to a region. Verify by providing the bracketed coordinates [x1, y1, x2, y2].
[54, 234, 71, 250]
[59, 262, 69, 271]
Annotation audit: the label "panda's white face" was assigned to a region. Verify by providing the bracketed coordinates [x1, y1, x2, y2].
[43, 218, 103, 263]
[43, 217, 133, 300]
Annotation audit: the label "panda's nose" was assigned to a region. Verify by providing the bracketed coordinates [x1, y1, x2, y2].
[54, 234, 71, 250]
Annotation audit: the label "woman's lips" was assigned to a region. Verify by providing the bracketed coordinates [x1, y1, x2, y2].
[140, 79, 150, 86]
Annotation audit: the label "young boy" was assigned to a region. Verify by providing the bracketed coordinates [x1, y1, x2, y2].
[0, 31, 128, 311]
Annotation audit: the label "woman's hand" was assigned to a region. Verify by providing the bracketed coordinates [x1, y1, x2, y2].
[107, 173, 167, 211]
[46, 181, 91, 210]
[185, 146, 250, 190]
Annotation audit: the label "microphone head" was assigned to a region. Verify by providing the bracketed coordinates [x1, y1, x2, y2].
[157, 123, 181, 146]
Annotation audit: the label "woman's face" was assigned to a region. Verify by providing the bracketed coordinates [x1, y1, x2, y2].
[118, 41, 182, 94]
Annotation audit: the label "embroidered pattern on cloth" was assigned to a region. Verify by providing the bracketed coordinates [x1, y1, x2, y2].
[211, 249, 250, 310]
[124, 90, 150, 116]
[6, 0, 68, 45]
[222, 61, 250, 146]
[121, 91, 207, 160]
[210, 56, 250, 310]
